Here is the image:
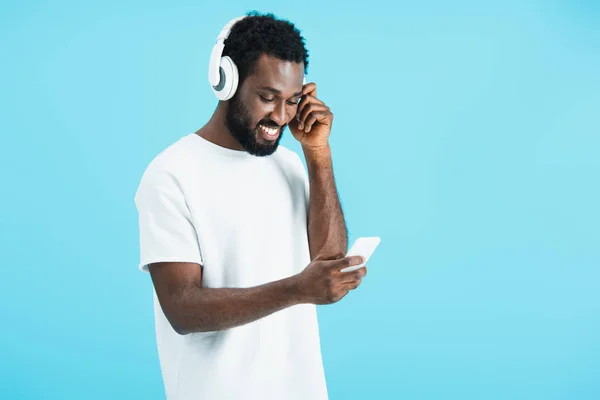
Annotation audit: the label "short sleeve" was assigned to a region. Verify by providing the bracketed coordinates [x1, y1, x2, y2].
[134, 167, 203, 272]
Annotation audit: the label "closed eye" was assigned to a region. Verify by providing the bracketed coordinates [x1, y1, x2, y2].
[259, 94, 275, 103]
[259, 94, 300, 106]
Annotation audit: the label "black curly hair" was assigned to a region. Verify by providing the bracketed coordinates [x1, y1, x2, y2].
[222, 11, 309, 87]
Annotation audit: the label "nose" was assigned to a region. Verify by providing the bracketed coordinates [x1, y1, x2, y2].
[269, 101, 288, 126]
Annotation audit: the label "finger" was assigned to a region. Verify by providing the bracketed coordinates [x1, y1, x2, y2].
[299, 104, 329, 130]
[304, 110, 333, 133]
[327, 255, 365, 270]
[337, 287, 350, 301]
[299, 102, 327, 124]
[296, 95, 324, 123]
[296, 96, 325, 126]
[344, 279, 362, 291]
[339, 269, 364, 283]
[302, 82, 317, 98]
[340, 265, 367, 280]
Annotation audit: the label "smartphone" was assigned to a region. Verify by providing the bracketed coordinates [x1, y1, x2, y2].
[340, 236, 381, 273]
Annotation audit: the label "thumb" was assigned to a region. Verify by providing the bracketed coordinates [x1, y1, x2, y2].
[327, 255, 365, 270]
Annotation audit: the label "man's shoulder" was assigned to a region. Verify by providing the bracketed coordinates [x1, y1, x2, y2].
[273, 144, 304, 170]
[142, 134, 197, 175]
[134, 134, 197, 199]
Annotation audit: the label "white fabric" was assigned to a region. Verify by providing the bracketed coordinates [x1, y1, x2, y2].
[134, 133, 327, 400]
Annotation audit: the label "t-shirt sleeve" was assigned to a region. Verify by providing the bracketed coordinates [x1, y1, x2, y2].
[134, 167, 203, 272]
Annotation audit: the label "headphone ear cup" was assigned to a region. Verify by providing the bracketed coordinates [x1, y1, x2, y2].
[212, 55, 238, 101]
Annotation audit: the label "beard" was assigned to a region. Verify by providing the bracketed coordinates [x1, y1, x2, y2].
[225, 95, 285, 157]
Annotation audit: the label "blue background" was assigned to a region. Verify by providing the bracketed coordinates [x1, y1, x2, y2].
[1, 0, 599, 398]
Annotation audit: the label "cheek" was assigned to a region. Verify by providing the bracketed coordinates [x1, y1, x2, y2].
[249, 101, 271, 124]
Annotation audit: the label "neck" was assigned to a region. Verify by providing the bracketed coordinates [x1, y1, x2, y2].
[195, 101, 244, 151]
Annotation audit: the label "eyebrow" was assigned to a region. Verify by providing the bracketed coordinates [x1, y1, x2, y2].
[259, 86, 303, 97]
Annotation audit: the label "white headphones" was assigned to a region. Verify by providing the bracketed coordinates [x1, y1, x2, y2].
[208, 16, 246, 101]
[208, 16, 306, 101]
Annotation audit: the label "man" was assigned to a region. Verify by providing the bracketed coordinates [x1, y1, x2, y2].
[134, 11, 367, 400]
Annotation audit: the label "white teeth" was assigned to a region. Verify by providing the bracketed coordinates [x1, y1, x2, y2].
[260, 125, 278, 136]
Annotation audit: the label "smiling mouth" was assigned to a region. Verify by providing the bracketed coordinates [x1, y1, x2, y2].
[257, 124, 280, 140]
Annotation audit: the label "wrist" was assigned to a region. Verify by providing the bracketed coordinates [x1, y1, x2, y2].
[285, 273, 309, 305]
[302, 145, 332, 170]
[302, 144, 331, 160]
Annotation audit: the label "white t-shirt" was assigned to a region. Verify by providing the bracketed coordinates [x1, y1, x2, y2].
[134, 133, 328, 400]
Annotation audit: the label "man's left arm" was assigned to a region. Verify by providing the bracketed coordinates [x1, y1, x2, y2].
[289, 81, 348, 260]
[303, 145, 348, 260]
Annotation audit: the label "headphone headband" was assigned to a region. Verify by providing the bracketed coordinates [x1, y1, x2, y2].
[216, 16, 245, 42]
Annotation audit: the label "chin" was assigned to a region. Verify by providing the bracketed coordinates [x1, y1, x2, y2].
[241, 134, 278, 157]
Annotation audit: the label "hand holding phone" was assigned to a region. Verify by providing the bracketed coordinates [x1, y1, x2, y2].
[340, 237, 381, 273]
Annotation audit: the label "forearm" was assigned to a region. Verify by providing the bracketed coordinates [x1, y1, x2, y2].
[172, 276, 301, 334]
[303, 145, 348, 260]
